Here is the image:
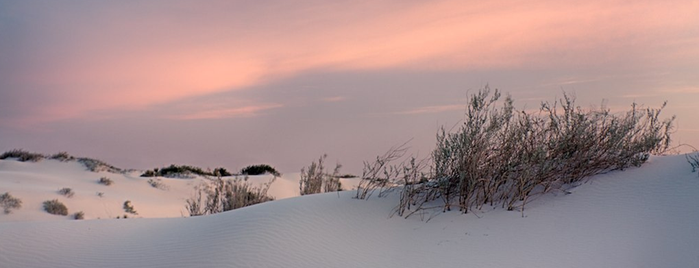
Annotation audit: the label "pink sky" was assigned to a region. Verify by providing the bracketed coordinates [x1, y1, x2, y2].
[1, 0, 697, 172]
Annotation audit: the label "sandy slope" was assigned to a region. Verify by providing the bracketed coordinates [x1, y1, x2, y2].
[0, 159, 310, 221]
[1, 155, 698, 267]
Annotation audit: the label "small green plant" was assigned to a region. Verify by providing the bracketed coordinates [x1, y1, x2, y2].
[98, 177, 113, 186]
[0, 192, 22, 214]
[43, 199, 68, 216]
[123, 200, 137, 214]
[241, 164, 281, 176]
[57, 187, 75, 198]
[73, 211, 85, 220]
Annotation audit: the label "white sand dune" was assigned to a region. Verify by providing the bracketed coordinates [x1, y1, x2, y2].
[1, 155, 698, 267]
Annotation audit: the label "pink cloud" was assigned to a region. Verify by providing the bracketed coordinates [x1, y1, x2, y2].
[172, 103, 283, 120]
[3, 0, 698, 125]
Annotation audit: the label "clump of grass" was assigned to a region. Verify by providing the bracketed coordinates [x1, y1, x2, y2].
[0, 149, 45, 162]
[73, 211, 85, 220]
[123, 200, 137, 215]
[57, 187, 75, 198]
[98, 177, 114, 186]
[299, 154, 342, 195]
[0, 192, 22, 214]
[186, 176, 275, 217]
[43, 199, 68, 216]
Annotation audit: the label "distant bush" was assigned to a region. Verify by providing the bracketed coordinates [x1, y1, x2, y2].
[73, 211, 85, 220]
[123, 200, 137, 214]
[57, 188, 75, 198]
[98, 177, 114, 186]
[0, 149, 45, 162]
[0, 192, 22, 214]
[43, 199, 68, 216]
[241, 164, 281, 177]
[49, 152, 74, 162]
[357, 87, 675, 218]
[186, 176, 275, 216]
[300, 154, 342, 195]
[141, 164, 230, 178]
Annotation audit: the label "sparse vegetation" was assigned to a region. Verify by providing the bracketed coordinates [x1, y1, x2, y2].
[73, 211, 85, 220]
[98, 177, 114, 186]
[123, 200, 137, 215]
[300, 154, 342, 196]
[147, 178, 169, 190]
[43, 199, 68, 216]
[77, 157, 123, 173]
[357, 87, 675, 218]
[49, 152, 74, 162]
[186, 176, 275, 216]
[0, 192, 22, 214]
[141, 164, 230, 178]
[0, 149, 44, 162]
[58, 188, 75, 198]
[0, 150, 124, 173]
[241, 164, 281, 176]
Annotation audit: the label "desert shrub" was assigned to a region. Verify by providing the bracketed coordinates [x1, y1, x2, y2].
[0, 192, 22, 214]
[213, 167, 232, 176]
[141, 164, 229, 178]
[0, 149, 45, 162]
[49, 152, 74, 162]
[147, 178, 169, 190]
[73, 211, 85, 220]
[186, 176, 275, 216]
[43, 199, 68, 216]
[358, 87, 675, 218]
[57, 188, 75, 198]
[241, 164, 281, 176]
[141, 169, 157, 177]
[123, 200, 137, 214]
[355, 144, 412, 200]
[300, 154, 342, 196]
[98, 177, 114, 186]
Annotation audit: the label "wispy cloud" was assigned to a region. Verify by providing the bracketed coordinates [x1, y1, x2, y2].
[2, 0, 698, 125]
[321, 96, 346, 102]
[173, 103, 283, 120]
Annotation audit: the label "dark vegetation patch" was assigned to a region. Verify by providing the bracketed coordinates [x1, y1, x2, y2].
[141, 165, 232, 178]
[240, 164, 281, 177]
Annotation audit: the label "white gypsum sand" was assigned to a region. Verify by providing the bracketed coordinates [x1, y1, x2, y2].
[0, 155, 698, 267]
